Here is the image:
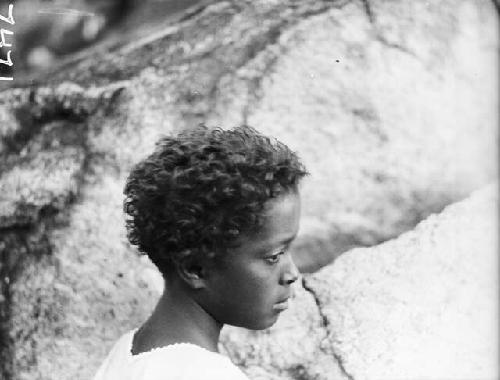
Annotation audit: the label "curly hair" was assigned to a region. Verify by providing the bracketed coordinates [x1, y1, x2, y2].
[123, 125, 308, 276]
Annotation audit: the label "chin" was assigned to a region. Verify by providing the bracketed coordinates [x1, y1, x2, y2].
[242, 314, 280, 330]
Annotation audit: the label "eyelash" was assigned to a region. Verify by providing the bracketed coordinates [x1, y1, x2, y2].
[265, 250, 286, 264]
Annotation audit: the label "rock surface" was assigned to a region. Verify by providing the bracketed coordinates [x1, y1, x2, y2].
[304, 184, 498, 380]
[221, 184, 498, 380]
[0, 0, 497, 379]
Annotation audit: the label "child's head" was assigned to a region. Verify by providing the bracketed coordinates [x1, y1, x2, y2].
[124, 125, 308, 278]
[124, 125, 308, 329]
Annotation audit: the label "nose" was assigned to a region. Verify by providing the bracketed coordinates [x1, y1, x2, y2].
[280, 253, 300, 285]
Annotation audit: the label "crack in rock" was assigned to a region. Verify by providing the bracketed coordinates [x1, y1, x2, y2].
[360, 0, 375, 25]
[375, 35, 418, 58]
[301, 277, 355, 380]
[359, 0, 420, 60]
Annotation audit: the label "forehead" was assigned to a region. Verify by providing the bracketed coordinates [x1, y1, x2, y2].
[233, 191, 301, 252]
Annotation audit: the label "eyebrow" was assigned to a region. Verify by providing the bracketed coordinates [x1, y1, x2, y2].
[281, 236, 296, 245]
[265, 235, 297, 250]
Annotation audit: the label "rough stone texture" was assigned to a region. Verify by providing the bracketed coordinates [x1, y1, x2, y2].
[304, 184, 499, 380]
[0, 147, 84, 228]
[0, 0, 497, 379]
[222, 184, 498, 380]
[7, 175, 159, 379]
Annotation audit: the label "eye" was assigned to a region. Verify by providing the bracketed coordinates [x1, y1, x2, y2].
[265, 250, 285, 265]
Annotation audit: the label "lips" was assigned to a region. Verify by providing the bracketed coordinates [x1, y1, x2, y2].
[273, 298, 290, 312]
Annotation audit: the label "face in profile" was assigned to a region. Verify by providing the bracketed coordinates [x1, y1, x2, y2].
[200, 190, 301, 330]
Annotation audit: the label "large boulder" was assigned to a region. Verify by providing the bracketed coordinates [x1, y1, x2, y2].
[0, 0, 497, 379]
[222, 184, 498, 380]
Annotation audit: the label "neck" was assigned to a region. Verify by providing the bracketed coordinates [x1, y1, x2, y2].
[134, 277, 222, 354]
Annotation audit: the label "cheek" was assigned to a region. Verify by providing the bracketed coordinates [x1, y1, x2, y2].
[224, 264, 275, 299]
[214, 265, 283, 329]
[241, 268, 278, 302]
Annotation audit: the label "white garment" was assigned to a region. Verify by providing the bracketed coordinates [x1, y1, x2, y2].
[93, 329, 249, 380]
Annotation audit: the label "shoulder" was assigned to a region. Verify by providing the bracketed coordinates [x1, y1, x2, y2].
[144, 344, 250, 380]
[94, 331, 249, 380]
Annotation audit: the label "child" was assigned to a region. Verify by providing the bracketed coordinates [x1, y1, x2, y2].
[93, 125, 308, 379]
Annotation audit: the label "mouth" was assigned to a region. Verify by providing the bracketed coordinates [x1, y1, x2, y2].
[273, 298, 290, 312]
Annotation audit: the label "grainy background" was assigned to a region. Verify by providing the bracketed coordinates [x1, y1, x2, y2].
[0, 1, 498, 379]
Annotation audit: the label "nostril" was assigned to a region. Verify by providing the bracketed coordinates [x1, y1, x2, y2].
[280, 253, 300, 285]
[282, 270, 299, 285]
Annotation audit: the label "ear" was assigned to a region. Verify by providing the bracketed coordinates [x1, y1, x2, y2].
[174, 256, 208, 289]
